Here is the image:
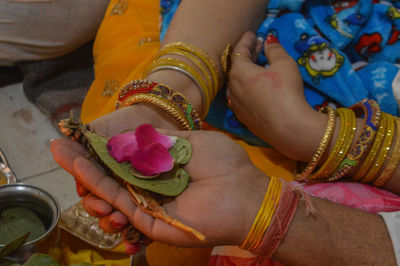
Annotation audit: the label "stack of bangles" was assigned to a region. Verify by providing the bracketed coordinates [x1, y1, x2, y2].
[297, 98, 400, 187]
[240, 177, 301, 261]
[116, 79, 202, 130]
[142, 42, 221, 119]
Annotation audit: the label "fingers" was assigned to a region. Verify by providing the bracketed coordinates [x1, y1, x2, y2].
[73, 157, 158, 235]
[50, 138, 89, 177]
[75, 179, 89, 197]
[81, 193, 113, 217]
[123, 241, 141, 255]
[264, 34, 296, 67]
[231, 31, 261, 63]
[74, 157, 135, 215]
[98, 211, 129, 234]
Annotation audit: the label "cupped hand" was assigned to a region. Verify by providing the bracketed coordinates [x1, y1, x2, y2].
[51, 129, 269, 247]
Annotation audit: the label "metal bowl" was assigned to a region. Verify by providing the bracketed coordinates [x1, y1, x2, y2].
[0, 184, 60, 263]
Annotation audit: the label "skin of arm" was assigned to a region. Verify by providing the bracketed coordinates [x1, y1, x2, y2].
[50, 130, 397, 265]
[275, 196, 396, 266]
[90, 0, 269, 139]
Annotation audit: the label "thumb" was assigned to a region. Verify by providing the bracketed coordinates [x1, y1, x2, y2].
[264, 34, 295, 67]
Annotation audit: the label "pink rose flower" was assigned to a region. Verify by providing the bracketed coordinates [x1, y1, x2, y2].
[107, 124, 176, 176]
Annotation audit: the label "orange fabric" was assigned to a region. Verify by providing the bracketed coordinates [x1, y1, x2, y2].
[81, 0, 161, 124]
[79, 0, 296, 265]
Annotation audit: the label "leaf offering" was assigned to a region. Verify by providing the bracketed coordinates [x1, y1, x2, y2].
[0, 208, 46, 245]
[84, 131, 191, 196]
[58, 119, 205, 242]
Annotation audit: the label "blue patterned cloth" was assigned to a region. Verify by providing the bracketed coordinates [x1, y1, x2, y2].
[160, 0, 400, 147]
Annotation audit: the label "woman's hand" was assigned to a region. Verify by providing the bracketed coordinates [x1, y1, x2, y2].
[51, 130, 269, 247]
[228, 32, 326, 161]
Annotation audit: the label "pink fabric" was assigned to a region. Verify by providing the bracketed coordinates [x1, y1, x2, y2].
[303, 182, 400, 214]
[208, 182, 400, 266]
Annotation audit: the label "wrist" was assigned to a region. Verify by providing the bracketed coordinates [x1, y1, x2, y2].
[233, 166, 270, 246]
[146, 67, 205, 114]
[90, 104, 180, 137]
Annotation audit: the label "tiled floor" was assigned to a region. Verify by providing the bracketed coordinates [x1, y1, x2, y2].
[0, 82, 79, 210]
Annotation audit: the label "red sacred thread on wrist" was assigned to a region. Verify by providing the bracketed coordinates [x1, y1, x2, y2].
[253, 181, 311, 263]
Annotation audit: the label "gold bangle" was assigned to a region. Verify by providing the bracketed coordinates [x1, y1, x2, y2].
[156, 47, 215, 100]
[248, 180, 281, 251]
[360, 113, 394, 183]
[119, 93, 191, 130]
[162, 42, 220, 97]
[352, 112, 387, 181]
[240, 177, 282, 252]
[311, 108, 356, 179]
[143, 57, 210, 119]
[297, 107, 336, 180]
[374, 117, 400, 187]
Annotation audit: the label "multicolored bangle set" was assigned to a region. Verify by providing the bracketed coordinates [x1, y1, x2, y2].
[115, 42, 221, 130]
[143, 42, 220, 119]
[298, 98, 400, 187]
[116, 79, 202, 130]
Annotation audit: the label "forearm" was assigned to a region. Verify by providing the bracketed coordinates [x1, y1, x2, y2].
[256, 105, 400, 194]
[274, 196, 396, 266]
[147, 0, 268, 113]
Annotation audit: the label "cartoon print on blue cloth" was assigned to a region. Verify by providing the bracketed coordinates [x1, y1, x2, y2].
[304, 86, 339, 111]
[267, 0, 305, 12]
[296, 34, 344, 84]
[356, 61, 400, 115]
[350, 4, 393, 62]
[308, 0, 372, 49]
[265, 13, 366, 107]
[387, 5, 400, 20]
[160, 0, 181, 41]
[378, 25, 400, 64]
[354, 32, 383, 59]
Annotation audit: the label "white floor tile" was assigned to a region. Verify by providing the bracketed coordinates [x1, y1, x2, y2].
[23, 168, 79, 211]
[0, 83, 61, 180]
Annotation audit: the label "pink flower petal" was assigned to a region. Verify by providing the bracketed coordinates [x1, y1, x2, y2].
[131, 143, 174, 176]
[135, 124, 176, 149]
[107, 131, 138, 163]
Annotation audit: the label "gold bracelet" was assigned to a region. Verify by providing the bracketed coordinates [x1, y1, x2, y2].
[361, 112, 395, 184]
[162, 42, 220, 97]
[143, 57, 210, 118]
[156, 47, 215, 99]
[311, 108, 356, 179]
[297, 107, 336, 180]
[248, 180, 281, 251]
[119, 93, 191, 130]
[352, 112, 387, 181]
[374, 117, 400, 187]
[240, 177, 282, 252]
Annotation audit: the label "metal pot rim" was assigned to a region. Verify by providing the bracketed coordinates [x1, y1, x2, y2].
[0, 183, 61, 247]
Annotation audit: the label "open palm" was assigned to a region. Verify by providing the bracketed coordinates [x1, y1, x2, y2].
[51, 130, 268, 247]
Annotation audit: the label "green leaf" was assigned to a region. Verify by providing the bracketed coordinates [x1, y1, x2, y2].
[169, 137, 192, 165]
[0, 208, 46, 245]
[84, 131, 191, 196]
[0, 232, 30, 258]
[23, 254, 60, 266]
